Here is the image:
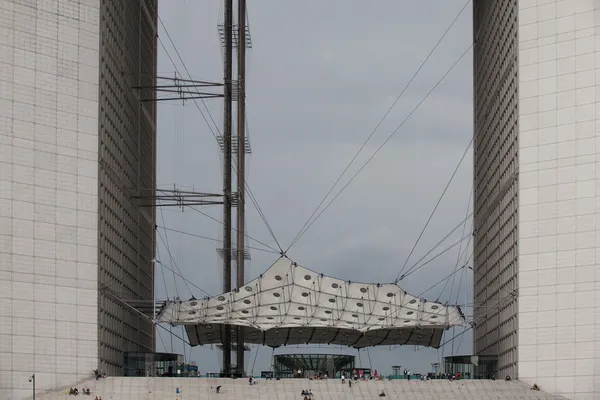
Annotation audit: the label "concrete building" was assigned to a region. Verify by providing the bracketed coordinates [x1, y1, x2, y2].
[473, 0, 600, 397]
[0, 0, 157, 398]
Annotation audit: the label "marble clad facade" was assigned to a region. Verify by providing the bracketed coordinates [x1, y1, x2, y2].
[474, 0, 600, 398]
[0, 0, 157, 398]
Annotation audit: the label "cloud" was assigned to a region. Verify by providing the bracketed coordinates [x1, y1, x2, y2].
[155, 0, 474, 375]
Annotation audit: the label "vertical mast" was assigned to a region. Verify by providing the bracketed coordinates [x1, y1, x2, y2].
[236, 0, 247, 376]
[222, 0, 233, 376]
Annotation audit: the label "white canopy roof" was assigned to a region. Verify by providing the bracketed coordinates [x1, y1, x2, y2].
[158, 257, 466, 348]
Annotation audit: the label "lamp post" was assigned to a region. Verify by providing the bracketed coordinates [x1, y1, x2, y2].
[29, 374, 35, 400]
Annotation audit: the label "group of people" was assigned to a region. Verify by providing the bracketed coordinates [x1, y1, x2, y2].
[340, 368, 377, 385]
[292, 369, 303, 378]
[308, 372, 329, 380]
[343, 368, 375, 381]
[67, 387, 92, 396]
[301, 388, 313, 399]
[93, 369, 106, 381]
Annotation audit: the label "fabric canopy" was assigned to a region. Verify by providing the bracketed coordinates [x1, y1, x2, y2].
[157, 257, 466, 348]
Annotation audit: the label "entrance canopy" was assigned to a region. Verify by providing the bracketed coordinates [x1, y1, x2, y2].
[157, 258, 466, 348]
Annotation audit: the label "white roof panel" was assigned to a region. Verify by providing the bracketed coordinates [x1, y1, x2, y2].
[158, 257, 467, 348]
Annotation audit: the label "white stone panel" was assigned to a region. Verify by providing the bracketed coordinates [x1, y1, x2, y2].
[517, 1, 600, 398]
[0, 1, 100, 398]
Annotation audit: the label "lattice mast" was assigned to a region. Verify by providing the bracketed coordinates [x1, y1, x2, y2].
[236, 0, 248, 376]
[221, 0, 234, 375]
[218, 0, 251, 376]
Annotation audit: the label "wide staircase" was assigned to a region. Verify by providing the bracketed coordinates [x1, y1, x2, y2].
[37, 377, 566, 399]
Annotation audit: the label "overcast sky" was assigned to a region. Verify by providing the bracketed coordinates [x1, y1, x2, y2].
[154, 0, 474, 376]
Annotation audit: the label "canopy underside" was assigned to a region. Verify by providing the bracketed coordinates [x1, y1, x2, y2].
[184, 325, 447, 349]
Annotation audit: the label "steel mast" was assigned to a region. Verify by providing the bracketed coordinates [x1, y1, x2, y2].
[221, 0, 234, 376]
[236, 0, 247, 376]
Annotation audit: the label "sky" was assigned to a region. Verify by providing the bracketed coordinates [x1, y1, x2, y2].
[154, 0, 474, 376]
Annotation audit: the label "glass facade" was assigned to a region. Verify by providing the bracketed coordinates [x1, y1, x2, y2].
[123, 352, 185, 377]
[443, 355, 498, 379]
[273, 353, 355, 379]
[472, 0, 519, 379]
[97, 0, 157, 375]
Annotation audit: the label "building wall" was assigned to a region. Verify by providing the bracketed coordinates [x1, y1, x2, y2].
[517, 0, 599, 397]
[0, 0, 101, 398]
[472, 0, 520, 379]
[97, 0, 157, 375]
[0, 0, 157, 397]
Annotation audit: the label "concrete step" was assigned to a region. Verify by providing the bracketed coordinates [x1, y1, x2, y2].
[36, 377, 566, 400]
